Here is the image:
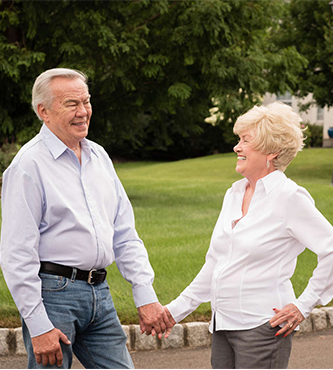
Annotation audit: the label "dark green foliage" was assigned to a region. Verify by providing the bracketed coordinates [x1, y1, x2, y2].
[278, 0, 333, 110]
[0, 141, 20, 174]
[0, 0, 306, 159]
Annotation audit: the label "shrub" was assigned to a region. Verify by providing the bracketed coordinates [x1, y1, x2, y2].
[0, 142, 20, 175]
[303, 123, 323, 148]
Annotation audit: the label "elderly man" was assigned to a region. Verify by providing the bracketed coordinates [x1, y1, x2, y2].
[0, 68, 169, 369]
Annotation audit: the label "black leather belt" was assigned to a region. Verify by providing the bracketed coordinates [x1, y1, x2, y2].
[40, 262, 107, 285]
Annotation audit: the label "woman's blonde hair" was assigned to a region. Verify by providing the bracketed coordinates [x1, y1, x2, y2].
[233, 102, 305, 172]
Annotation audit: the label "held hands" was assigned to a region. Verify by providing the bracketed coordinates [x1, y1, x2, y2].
[31, 328, 71, 367]
[269, 303, 305, 337]
[137, 302, 176, 339]
[164, 306, 176, 338]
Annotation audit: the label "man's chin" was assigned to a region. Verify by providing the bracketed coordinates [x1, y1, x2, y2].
[72, 125, 88, 136]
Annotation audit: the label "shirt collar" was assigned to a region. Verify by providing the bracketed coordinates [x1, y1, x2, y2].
[259, 170, 286, 194]
[39, 123, 97, 159]
[231, 170, 286, 195]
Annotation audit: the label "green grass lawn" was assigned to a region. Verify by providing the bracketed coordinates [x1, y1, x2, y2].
[1, 148, 333, 327]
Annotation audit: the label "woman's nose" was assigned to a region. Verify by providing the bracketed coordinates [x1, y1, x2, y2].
[234, 142, 240, 153]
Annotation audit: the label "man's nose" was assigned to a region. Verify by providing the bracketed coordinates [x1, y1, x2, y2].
[76, 103, 88, 116]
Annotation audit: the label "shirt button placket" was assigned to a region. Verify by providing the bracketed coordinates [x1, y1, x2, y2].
[81, 170, 100, 265]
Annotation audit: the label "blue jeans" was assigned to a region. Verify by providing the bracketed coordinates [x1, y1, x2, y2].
[22, 271, 134, 369]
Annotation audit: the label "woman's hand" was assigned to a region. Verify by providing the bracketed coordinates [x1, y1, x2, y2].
[269, 303, 305, 337]
[163, 306, 176, 338]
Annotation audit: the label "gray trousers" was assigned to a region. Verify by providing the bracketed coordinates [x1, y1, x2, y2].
[211, 321, 295, 369]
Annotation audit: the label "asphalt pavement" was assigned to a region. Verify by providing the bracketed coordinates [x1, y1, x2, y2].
[1, 328, 333, 369]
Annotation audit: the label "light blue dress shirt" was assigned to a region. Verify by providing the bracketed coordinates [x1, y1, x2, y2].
[0, 124, 158, 337]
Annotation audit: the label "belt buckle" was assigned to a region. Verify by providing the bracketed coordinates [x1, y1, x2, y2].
[87, 269, 97, 285]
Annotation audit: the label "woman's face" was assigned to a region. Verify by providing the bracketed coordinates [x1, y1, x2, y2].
[233, 130, 270, 181]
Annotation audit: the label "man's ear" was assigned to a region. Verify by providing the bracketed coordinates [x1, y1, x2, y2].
[37, 104, 49, 122]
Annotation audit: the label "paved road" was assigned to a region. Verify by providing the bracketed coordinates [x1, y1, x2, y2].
[1, 328, 333, 369]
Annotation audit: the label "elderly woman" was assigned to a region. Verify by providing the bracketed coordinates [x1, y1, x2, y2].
[164, 102, 333, 369]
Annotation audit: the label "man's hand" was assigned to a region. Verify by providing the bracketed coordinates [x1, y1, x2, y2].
[270, 303, 305, 337]
[31, 328, 71, 367]
[137, 302, 171, 339]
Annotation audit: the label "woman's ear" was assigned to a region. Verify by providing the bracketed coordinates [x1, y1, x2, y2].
[267, 152, 279, 161]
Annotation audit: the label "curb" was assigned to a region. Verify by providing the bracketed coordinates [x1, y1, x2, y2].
[1, 307, 333, 356]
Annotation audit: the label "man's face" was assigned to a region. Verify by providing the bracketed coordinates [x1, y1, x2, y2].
[39, 77, 92, 149]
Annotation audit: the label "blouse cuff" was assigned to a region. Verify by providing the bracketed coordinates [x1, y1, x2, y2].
[292, 288, 321, 318]
[166, 295, 198, 323]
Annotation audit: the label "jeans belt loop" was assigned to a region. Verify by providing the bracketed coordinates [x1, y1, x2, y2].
[87, 269, 97, 285]
[71, 268, 77, 282]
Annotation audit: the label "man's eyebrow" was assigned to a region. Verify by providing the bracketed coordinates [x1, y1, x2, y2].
[64, 99, 79, 104]
[64, 95, 91, 104]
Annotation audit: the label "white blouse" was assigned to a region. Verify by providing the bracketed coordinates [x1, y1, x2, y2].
[167, 170, 333, 332]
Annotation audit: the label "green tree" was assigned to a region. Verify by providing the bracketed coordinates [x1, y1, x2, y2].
[277, 0, 333, 110]
[0, 0, 306, 159]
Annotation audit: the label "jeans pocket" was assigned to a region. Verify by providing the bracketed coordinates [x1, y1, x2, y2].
[39, 272, 69, 292]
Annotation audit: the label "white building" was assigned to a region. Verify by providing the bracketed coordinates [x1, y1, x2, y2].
[263, 92, 333, 147]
